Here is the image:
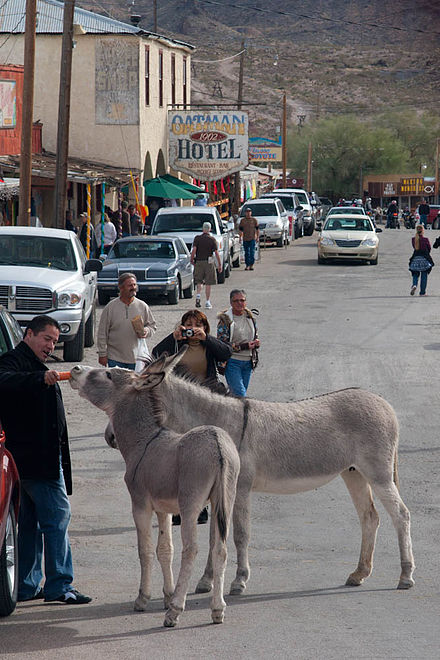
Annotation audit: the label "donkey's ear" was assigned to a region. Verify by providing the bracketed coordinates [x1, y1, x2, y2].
[133, 371, 165, 390]
[146, 346, 188, 375]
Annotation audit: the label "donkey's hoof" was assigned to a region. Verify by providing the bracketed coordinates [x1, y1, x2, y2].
[195, 577, 213, 594]
[211, 609, 225, 624]
[229, 581, 246, 596]
[345, 573, 364, 587]
[134, 592, 150, 611]
[164, 606, 181, 627]
[397, 578, 414, 590]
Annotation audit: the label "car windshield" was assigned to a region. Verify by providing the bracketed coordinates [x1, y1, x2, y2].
[328, 208, 365, 216]
[264, 196, 294, 210]
[153, 213, 213, 233]
[240, 204, 277, 217]
[109, 240, 176, 260]
[0, 235, 76, 270]
[324, 217, 374, 231]
[292, 192, 307, 204]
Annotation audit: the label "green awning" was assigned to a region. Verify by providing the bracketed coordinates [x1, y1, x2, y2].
[143, 177, 197, 200]
[160, 173, 204, 193]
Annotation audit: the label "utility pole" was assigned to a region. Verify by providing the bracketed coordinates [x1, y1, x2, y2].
[232, 40, 245, 216]
[435, 137, 440, 205]
[282, 91, 287, 188]
[307, 142, 312, 191]
[18, 0, 37, 226]
[54, 0, 75, 229]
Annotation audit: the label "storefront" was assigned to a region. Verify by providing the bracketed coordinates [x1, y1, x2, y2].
[362, 174, 436, 209]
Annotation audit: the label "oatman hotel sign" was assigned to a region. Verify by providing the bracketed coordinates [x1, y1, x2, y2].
[168, 111, 249, 181]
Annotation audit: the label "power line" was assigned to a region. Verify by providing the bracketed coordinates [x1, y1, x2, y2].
[195, 0, 440, 36]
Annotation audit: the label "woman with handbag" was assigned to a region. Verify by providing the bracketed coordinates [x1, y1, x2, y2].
[409, 225, 434, 297]
[217, 289, 260, 397]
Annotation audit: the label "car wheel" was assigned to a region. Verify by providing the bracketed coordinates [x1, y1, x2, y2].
[432, 218, 439, 230]
[317, 255, 327, 264]
[0, 503, 18, 617]
[98, 290, 110, 305]
[167, 286, 179, 305]
[183, 279, 194, 299]
[305, 222, 315, 236]
[63, 314, 85, 362]
[84, 303, 96, 348]
[276, 236, 284, 247]
[217, 263, 226, 284]
[370, 256, 378, 265]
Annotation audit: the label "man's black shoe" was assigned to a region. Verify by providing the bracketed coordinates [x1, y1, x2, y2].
[18, 588, 44, 602]
[45, 588, 91, 604]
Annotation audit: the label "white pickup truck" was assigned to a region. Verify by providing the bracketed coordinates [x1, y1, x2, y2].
[151, 206, 231, 283]
[0, 227, 102, 362]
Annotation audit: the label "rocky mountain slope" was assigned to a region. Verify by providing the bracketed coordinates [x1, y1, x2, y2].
[83, 1, 440, 137]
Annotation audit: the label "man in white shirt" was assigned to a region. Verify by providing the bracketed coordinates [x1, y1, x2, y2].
[97, 273, 156, 369]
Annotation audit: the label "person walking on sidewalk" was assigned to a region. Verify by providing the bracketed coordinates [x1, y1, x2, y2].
[417, 198, 430, 229]
[97, 273, 157, 369]
[190, 222, 221, 310]
[409, 224, 434, 297]
[0, 315, 91, 605]
[239, 208, 259, 270]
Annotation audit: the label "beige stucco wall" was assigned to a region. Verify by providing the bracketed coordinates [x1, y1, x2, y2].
[0, 32, 191, 180]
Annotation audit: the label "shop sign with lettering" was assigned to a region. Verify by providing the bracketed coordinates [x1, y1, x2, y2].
[398, 177, 424, 194]
[168, 111, 248, 181]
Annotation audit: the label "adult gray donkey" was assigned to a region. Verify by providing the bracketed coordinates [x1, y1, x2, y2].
[70, 353, 240, 627]
[130, 350, 415, 597]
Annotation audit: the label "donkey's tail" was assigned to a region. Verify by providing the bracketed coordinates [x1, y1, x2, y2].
[211, 433, 240, 543]
[393, 447, 400, 492]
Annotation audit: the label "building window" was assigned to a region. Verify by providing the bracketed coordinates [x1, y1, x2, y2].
[159, 49, 163, 107]
[145, 46, 150, 106]
[171, 53, 176, 106]
[183, 56, 187, 108]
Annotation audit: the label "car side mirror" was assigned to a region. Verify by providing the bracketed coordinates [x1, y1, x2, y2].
[84, 258, 103, 273]
[375, 227, 383, 233]
[296, 206, 303, 211]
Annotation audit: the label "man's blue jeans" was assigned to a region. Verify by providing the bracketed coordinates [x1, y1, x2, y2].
[18, 468, 74, 601]
[419, 214, 428, 229]
[225, 358, 253, 397]
[412, 270, 428, 295]
[108, 358, 135, 369]
[243, 239, 256, 267]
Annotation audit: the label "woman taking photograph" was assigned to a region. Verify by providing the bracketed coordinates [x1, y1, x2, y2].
[152, 309, 232, 384]
[409, 225, 434, 297]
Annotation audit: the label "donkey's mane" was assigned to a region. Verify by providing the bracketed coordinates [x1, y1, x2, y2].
[293, 386, 361, 404]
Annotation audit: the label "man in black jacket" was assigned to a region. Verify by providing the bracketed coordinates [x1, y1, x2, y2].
[418, 198, 430, 229]
[0, 315, 91, 605]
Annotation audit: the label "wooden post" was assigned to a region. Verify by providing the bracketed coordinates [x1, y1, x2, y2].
[86, 183, 91, 258]
[435, 137, 440, 205]
[282, 91, 287, 188]
[307, 142, 313, 191]
[232, 40, 245, 216]
[54, 0, 75, 229]
[18, 0, 37, 226]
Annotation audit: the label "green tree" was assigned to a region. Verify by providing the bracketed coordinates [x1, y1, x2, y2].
[287, 115, 409, 199]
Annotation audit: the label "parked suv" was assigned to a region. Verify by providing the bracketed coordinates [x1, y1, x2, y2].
[239, 198, 289, 247]
[274, 188, 315, 235]
[0, 227, 102, 362]
[151, 207, 230, 283]
[260, 192, 304, 239]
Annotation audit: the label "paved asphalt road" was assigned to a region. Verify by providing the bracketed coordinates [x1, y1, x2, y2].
[1, 227, 439, 659]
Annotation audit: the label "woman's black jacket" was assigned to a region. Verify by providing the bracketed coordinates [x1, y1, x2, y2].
[152, 333, 232, 381]
[0, 341, 72, 494]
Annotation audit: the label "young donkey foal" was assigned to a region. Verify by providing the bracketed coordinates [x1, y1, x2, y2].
[70, 352, 240, 627]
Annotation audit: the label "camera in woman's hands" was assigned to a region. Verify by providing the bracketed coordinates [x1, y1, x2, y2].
[181, 328, 195, 338]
